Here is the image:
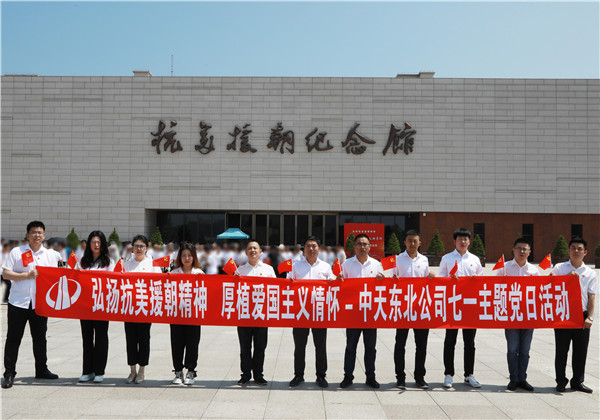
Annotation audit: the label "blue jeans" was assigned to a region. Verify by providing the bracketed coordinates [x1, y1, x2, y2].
[505, 329, 533, 382]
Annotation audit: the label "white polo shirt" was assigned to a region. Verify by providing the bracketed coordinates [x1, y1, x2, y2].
[342, 256, 383, 279]
[2, 245, 61, 309]
[170, 267, 204, 275]
[124, 257, 162, 273]
[438, 249, 484, 277]
[290, 258, 334, 280]
[238, 261, 276, 278]
[496, 259, 539, 277]
[552, 261, 598, 309]
[393, 251, 430, 278]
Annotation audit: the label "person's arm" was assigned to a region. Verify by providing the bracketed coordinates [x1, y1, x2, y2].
[438, 257, 449, 277]
[584, 293, 595, 329]
[2, 269, 37, 281]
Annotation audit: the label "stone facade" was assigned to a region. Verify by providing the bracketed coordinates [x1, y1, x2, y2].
[1, 75, 598, 242]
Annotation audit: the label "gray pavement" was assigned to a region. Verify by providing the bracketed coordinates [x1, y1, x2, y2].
[1, 268, 599, 419]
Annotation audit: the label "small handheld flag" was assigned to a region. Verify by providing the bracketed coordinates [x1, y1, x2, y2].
[153, 255, 170, 268]
[67, 251, 78, 269]
[492, 255, 505, 271]
[380, 255, 396, 271]
[113, 259, 124, 273]
[277, 259, 292, 274]
[539, 253, 552, 270]
[223, 258, 238, 275]
[21, 250, 34, 266]
[449, 260, 458, 276]
[332, 259, 342, 277]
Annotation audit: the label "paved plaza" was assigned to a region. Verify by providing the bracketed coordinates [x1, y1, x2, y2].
[1, 267, 599, 419]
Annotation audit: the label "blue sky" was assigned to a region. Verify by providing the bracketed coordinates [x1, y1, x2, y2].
[1, 1, 598, 78]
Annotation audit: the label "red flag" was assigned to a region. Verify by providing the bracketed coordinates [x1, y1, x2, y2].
[539, 253, 552, 270]
[21, 250, 34, 266]
[223, 258, 238, 275]
[492, 255, 505, 271]
[449, 260, 458, 276]
[277, 259, 292, 274]
[113, 259, 124, 273]
[332, 259, 342, 277]
[381, 255, 396, 271]
[153, 255, 170, 268]
[67, 251, 78, 269]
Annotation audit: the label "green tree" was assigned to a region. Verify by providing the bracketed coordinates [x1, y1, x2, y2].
[552, 235, 569, 259]
[345, 233, 355, 256]
[386, 232, 402, 254]
[595, 241, 600, 257]
[108, 228, 121, 247]
[426, 229, 445, 256]
[66, 228, 79, 251]
[470, 234, 486, 257]
[150, 226, 164, 246]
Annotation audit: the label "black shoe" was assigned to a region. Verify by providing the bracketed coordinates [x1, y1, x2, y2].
[2, 374, 14, 389]
[556, 379, 568, 393]
[571, 382, 593, 394]
[507, 380, 517, 391]
[517, 381, 534, 392]
[365, 378, 380, 389]
[289, 376, 304, 387]
[35, 370, 58, 380]
[254, 377, 268, 386]
[415, 378, 429, 389]
[316, 376, 328, 388]
[237, 377, 250, 386]
[396, 379, 406, 389]
[339, 376, 353, 389]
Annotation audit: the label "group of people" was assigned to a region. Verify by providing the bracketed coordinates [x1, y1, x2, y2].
[1, 221, 596, 396]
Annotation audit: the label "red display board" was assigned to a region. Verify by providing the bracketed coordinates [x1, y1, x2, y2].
[344, 223, 385, 259]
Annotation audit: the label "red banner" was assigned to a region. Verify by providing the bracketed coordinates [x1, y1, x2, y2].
[344, 223, 385, 259]
[35, 267, 583, 329]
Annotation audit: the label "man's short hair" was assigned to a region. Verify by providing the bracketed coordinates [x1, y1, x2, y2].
[404, 230, 420, 240]
[305, 236, 321, 247]
[354, 233, 370, 242]
[27, 221, 45, 233]
[453, 228, 471, 240]
[245, 238, 260, 248]
[513, 237, 531, 247]
[569, 237, 587, 249]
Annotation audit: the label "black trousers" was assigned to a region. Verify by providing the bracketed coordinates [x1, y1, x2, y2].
[394, 328, 429, 381]
[293, 327, 327, 378]
[124, 322, 151, 366]
[443, 328, 476, 377]
[343, 328, 377, 380]
[170, 324, 201, 372]
[1, 276, 10, 303]
[554, 312, 591, 385]
[80, 319, 109, 376]
[237, 326, 267, 380]
[3, 303, 48, 377]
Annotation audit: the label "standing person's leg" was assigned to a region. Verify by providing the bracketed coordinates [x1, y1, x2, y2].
[292, 328, 310, 379]
[184, 325, 201, 372]
[3, 304, 29, 379]
[93, 321, 109, 377]
[170, 324, 185, 372]
[443, 329, 458, 377]
[312, 328, 327, 379]
[80, 320, 94, 376]
[237, 327, 253, 382]
[413, 329, 429, 382]
[343, 329, 362, 380]
[463, 329, 477, 378]
[252, 327, 268, 381]
[554, 328, 572, 390]
[394, 329, 409, 382]
[517, 329, 533, 383]
[570, 327, 591, 387]
[29, 307, 50, 376]
[363, 329, 377, 380]
[505, 329, 520, 383]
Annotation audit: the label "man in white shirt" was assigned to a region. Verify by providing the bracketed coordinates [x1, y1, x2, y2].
[438, 228, 484, 389]
[498, 238, 539, 392]
[336, 245, 347, 265]
[392, 230, 434, 390]
[552, 237, 597, 394]
[288, 236, 334, 389]
[235, 240, 277, 386]
[2, 221, 62, 389]
[338, 234, 384, 389]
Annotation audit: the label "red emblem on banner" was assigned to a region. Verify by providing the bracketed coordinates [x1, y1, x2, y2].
[277, 259, 292, 274]
[21, 250, 34, 266]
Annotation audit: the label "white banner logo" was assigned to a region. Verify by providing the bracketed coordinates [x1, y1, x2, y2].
[46, 275, 81, 310]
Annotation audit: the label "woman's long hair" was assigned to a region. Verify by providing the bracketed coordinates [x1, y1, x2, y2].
[176, 242, 200, 270]
[80, 230, 110, 269]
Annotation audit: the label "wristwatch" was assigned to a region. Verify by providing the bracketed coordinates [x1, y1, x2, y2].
[588, 316, 594, 321]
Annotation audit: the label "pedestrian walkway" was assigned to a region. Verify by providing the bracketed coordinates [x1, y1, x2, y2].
[1, 269, 598, 419]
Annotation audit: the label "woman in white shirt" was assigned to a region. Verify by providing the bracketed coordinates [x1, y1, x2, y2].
[169, 243, 204, 385]
[123, 235, 161, 384]
[78, 231, 115, 383]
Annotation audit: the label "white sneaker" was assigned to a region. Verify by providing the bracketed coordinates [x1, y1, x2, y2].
[93, 375, 104, 383]
[184, 370, 196, 385]
[172, 371, 183, 385]
[443, 375, 453, 388]
[465, 375, 481, 388]
[79, 374, 94, 382]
